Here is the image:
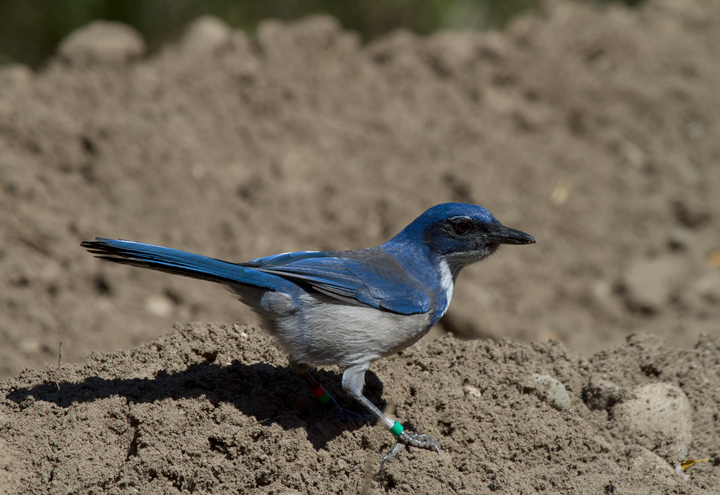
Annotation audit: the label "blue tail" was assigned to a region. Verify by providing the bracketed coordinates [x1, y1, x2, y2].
[81, 238, 281, 291]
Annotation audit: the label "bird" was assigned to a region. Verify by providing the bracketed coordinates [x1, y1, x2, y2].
[81, 202, 536, 469]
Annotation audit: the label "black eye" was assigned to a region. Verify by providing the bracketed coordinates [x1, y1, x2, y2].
[454, 221, 472, 235]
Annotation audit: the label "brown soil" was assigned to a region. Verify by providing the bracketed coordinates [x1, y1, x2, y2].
[1, 0, 719, 492]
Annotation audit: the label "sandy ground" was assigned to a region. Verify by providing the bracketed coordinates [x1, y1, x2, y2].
[2, 324, 718, 493]
[1, 0, 719, 492]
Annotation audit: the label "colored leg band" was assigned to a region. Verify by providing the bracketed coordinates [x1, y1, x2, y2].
[310, 383, 332, 404]
[389, 421, 404, 437]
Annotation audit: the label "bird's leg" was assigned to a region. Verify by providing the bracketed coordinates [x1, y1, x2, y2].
[293, 364, 339, 410]
[342, 364, 441, 471]
[294, 365, 370, 422]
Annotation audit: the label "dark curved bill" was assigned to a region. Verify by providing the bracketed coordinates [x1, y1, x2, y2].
[487, 225, 537, 245]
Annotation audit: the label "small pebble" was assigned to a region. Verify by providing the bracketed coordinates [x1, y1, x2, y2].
[531, 374, 570, 410]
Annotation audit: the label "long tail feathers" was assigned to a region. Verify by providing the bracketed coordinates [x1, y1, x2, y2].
[81, 238, 278, 290]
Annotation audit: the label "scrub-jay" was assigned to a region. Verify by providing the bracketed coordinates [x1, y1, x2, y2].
[82, 203, 535, 468]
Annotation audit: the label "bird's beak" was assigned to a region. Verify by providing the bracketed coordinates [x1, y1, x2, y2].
[486, 225, 537, 245]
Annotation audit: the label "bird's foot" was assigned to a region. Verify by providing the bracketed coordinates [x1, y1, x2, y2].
[398, 431, 441, 451]
[380, 431, 441, 474]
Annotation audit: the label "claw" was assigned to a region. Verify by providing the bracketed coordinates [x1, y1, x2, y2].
[379, 431, 441, 474]
[380, 442, 406, 474]
[398, 431, 441, 452]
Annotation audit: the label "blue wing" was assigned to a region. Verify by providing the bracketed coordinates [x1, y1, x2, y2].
[244, 249, 431, 315]
[82, 239, 431, 315]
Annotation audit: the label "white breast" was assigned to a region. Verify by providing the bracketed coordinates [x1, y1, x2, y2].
[271, 294, 433, 368]
[437, 259, 454, 317]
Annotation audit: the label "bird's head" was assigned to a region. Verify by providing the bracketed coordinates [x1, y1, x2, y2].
[389, 203, 536, 277]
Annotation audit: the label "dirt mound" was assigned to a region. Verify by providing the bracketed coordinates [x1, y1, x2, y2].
[1, 0, 719, 492]
[1, 0, 719, 380]
[1, 324, 717, 493]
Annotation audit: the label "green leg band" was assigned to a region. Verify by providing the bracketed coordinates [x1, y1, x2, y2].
[389, 421, 404, 437]
[316, 391, 332, 404]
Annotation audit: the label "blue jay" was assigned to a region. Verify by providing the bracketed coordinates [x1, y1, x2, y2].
[82, 203, 535, 468]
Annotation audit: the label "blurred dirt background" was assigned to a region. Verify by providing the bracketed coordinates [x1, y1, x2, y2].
[1, 0, 719, 492]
